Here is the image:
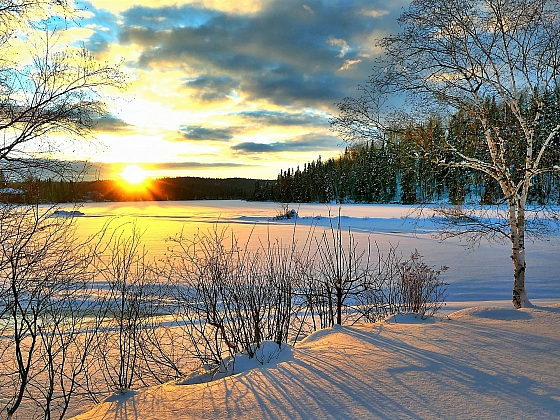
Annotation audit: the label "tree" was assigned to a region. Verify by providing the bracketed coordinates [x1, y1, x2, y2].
[0, 204, 104, 419]
[0, 0, 126, 180]
[93, 224, 162, 394]
[333, 0, 560, 308]
[0, 1, 127, 418]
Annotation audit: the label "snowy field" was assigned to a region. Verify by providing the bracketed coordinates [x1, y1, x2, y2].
[72, 306, 560, 420]
[60, 200, 560, 419]
[68, 200, 560, 303]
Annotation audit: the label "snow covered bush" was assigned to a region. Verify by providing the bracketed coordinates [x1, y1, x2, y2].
[356, 247, 448, 321]
[274, 203, 297, 220]
[167, 225, 304, 379]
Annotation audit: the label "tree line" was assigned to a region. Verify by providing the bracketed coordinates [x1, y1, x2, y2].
[0, 176, 262, 204]
[254, 90, 560, 205]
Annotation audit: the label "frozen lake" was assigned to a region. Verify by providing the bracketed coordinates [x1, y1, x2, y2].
[64, 200, 560, 304]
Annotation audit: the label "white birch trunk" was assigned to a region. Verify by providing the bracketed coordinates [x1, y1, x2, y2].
[509, 201, 531, 309]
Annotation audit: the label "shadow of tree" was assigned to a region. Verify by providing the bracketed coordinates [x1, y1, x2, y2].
[71, 308, 560, 419]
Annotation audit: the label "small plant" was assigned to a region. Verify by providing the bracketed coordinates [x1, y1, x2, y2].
[397, 250, 448, 318]
[274, 203, 297, 220]
[355, 246, 448, 322]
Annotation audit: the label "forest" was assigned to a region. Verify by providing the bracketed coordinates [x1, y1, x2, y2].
[254, 91, 560, 205]
[0, 176, 260, 203]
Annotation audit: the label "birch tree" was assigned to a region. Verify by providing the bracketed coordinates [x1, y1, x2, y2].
[333, 0, 560, 308]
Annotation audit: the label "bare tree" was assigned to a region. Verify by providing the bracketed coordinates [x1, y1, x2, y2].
[0, 204, 104, 419]
[92, 225, 162, 394]
[0, 0, 126, 178]
[333, 0, 560, 308]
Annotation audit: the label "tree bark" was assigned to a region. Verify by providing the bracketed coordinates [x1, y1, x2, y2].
[336, 284, 343, 325]
[509, 202, 531, 309]
[512, 245, 529, 309]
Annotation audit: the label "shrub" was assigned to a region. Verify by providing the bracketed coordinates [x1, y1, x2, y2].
[356, 246, 448, 322]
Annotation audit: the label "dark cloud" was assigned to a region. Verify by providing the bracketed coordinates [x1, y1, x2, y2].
[150, 161, 249, 170]
[183, 75, 240, 102]
[235, 110, 325, 127]
[178, 125, 237, 141]
[117, 1, 401, 107]
[231, 133, 340, 154]
[93, 115, 133, 132]
[185, 75, 237, 89]
[231, 142, 279, 153]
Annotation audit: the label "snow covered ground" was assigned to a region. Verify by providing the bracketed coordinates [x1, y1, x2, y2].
[62, 200, 560, 419]
[72, 305, 560, 420]
[69, 200, 560, 301]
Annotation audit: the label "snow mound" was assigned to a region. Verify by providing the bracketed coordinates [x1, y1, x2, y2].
[296, 324, 350, 346]
[450, 306, 533, 321]
[103, 390, 137, 403]
[71, 305, 560, 420]
[178, 341, 292, 385]
[382, 312, 438, 324]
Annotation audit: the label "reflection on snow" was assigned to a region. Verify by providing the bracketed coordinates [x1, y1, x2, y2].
[57, 200, 560, 302]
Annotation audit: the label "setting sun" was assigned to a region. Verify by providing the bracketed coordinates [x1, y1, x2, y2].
[119, 165, 148, 185]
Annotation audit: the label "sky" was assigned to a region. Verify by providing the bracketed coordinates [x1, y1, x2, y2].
[56, 0, 406, 180]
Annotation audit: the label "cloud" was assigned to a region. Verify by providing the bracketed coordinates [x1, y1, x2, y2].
[115, 0, 400, 107]
[361, 8, 390, 18]
[78, 4, 123, 52]
[327, 36, 350, 58]
[185, 75, 237, 90]
[231, 133, 340, 154]
[183, 75, 240, 102]
[87, 0, 267, 15]
[178, 125, 237, 141]
[69, 1, 404, 179]
[93, 115, 134, 132]
[339, 59, 362, 71]
[234, 110, 326, 127]
[149, 161, 249, 170]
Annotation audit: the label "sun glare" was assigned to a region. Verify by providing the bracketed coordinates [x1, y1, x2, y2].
[120, 165, 148, 185]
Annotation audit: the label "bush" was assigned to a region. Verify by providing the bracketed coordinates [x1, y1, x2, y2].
[398, 250, 448, 317]
[167, 226, 305, 379]
[356, 246, 448, 322]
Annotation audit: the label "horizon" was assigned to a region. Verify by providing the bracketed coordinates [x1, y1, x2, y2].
[27, 1, 405, 181]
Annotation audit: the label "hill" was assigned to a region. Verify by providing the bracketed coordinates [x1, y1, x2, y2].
[72, 304, 560, 420]
[1, 176, 265, 203]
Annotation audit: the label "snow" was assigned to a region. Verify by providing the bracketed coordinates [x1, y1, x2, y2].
[66, 200, 560, 301]
[52, 200, 560, 419]
[0, 188, 24, 195]
[72, 305, 560, 420]
[178, 342, 293, 385]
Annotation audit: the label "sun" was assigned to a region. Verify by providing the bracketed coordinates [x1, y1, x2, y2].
[119, 165, 148, 185]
